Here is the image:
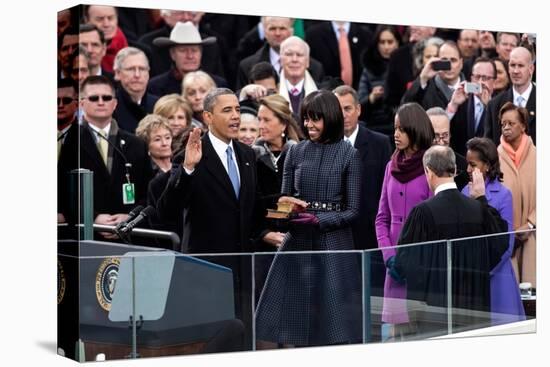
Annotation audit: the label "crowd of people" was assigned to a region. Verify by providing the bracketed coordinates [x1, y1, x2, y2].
[57, 5, 536, 348]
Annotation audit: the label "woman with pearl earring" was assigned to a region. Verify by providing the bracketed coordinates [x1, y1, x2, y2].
[253, 94, 304, 251]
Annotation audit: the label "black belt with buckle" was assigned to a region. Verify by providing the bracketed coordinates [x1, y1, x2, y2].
[308, 201, 345, 212]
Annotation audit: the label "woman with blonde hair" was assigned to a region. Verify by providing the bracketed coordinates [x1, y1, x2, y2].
[181, 70, 216, 130]
[135, 114, 173, 176]
[238, 112, 260, 146]
[153, 94, 193, 137]
[254, 94, 304, 250]
[153, 93, 194, 154]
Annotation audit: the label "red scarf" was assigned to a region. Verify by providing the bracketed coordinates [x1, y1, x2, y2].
[390, 149, 426, 183]
[101, 27, 128, 73]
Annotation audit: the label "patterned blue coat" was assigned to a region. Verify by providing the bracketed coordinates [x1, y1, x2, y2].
[255, 139, 363, 346]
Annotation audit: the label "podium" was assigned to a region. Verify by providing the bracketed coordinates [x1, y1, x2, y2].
[58, 240, 238, 361]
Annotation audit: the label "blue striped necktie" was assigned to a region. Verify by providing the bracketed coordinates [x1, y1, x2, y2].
[516, 95, 525, 108]
[226, 146, 240, 198]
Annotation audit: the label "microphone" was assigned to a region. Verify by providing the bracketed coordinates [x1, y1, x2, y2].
[90, 126, 134, 184]
[119, 206, 156, 234]
[114, 205, 144, 233]
[57, 129, 70, 141]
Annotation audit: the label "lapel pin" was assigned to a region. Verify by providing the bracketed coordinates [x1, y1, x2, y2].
[352, 37, 358, 44]
[530, 111, 535, 116]
[245, 162, 250, 166]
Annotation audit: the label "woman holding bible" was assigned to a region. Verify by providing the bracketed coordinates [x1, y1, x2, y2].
[255, 90, 362, 348]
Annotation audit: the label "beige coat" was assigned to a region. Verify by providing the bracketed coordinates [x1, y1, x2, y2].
[498, 136, 536, 286]
[278, 70, 318, 112]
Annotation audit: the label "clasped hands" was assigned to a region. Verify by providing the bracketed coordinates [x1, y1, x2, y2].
[386, 256, 405, 284]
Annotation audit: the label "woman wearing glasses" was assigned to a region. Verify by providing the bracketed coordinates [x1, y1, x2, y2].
[497, 102, 536, 290]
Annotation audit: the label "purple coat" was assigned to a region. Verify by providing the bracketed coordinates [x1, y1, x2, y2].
[375, 161, 432, 323]
[462, 179, 525, 324]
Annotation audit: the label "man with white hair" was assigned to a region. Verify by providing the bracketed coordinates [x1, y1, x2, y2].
[236, 17, 325, 90]
[278, 36, 318, 119]
[112, 47, 159, 132]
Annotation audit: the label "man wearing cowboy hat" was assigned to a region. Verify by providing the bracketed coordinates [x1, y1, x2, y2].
[147, 21, 228, 98]
[138, 10, 226, 78]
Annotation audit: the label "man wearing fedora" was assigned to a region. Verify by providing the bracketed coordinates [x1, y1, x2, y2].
[147, 21, 228, 98]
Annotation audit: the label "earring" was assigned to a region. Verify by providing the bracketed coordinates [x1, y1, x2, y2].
[281, 131, 286, 138]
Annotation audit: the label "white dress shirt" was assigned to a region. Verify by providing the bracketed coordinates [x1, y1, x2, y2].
[513, 82, 533, 108]
[344, 124, 359, 146]
[208, 131, 241, 181]
[88, 122, 111, 143]
[434, 181, 457, 195]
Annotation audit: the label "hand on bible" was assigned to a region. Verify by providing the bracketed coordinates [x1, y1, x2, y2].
[278, 196, 308, 211]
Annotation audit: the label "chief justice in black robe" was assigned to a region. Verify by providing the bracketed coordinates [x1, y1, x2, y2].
[392, 146, 508, 332]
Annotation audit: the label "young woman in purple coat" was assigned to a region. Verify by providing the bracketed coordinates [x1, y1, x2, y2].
[375, 102, 434, 340]
[461, 137, 525, 325]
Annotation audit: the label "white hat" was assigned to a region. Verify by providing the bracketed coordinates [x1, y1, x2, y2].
[153, 21, 216, 47]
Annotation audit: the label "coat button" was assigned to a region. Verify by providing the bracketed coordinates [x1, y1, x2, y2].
[399, 191, 403, 196]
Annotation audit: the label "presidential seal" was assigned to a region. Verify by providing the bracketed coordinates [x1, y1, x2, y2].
[57, 260, 66, 305]
[95, 257, 120, 311]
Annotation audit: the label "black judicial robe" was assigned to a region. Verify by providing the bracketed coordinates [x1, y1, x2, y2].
[394, 189, 508, 314]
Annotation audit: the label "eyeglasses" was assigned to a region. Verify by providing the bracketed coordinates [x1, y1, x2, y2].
[86, 95, 114, 102]
[57, 97, 75, 105]
[434, 132, 450, 141]
[471, 74, 495, 82]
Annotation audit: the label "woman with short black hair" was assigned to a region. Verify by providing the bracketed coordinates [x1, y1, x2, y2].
[256, 90, 362, 348]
